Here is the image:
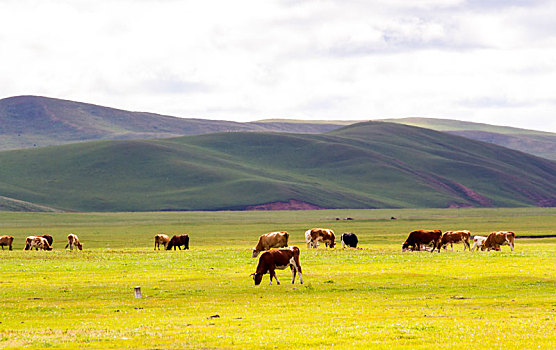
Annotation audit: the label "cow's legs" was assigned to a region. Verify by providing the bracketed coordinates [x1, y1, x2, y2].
[269, 270, 280, 285]
[291, 266, 297, 284]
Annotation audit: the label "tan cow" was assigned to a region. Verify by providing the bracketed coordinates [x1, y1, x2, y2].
[0, 235, 14, 250]
[252, 231, 289, 258]
[25, 236, 53, 251]
[305, 228, 335, 249]
[154, 234, 170, 250]
[482, 231, 515, 251]
[65, 234, 83, 250]
[439, 230, 471, 251]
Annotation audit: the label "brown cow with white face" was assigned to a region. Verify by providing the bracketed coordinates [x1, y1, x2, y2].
[402, 230, 442, 252]
[25, 236, 53, 251]
[0, 235, 14, 250]
[439, 230, 471, 251]
[252, 231, 289, 258]
[482, 231, 515, 251]
[154, 234, 170, 250]
[252, 246, 303, 285]
[305, 228, 335, 249]
[65, 234, 83, 250]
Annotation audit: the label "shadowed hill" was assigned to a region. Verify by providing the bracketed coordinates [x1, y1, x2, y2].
[379, 117, 556, 160]
[0, 96, 340, 150]
[0, 122, 554, 211]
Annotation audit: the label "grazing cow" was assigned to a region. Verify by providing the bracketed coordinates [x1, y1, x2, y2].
[154, 234, 170, 250]
[341, 232, 358, 248]
[471, 236, 487, 251]
[251, 246, 303, 285]
[482, 231, 515, 251]
[65, 234, 83, 250]
[0, 235, 14, 250]
[252, 231, 289, 258]
[402, 230, 442, 252]
[166, 234, 189, 250]
[305, 228, 335, 249]
[25, 236, 52, 251]
[439, 230, 471, 251]
[24, 234, 53, 250]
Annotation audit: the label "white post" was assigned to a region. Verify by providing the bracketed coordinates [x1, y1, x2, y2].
[134, 286, 142, 298]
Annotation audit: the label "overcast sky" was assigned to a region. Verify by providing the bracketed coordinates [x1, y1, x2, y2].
[1, 0, 556, 132]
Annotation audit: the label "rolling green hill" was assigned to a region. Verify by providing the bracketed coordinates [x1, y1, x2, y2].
[0, 96, 340, 150]
[379, 117, 556, 160]
[0, 122, 554, 212]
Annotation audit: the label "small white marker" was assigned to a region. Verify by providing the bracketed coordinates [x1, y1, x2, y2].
[134, 286, 142, 298]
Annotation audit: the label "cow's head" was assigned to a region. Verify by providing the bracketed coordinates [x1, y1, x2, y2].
[251, 249, 259, 258]
[76, 242, 83, 250]
[166, 242, 173, 250]
[251, 273, 263, 285]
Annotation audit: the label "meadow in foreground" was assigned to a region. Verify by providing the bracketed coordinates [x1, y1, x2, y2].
[0, 208, 555, 349]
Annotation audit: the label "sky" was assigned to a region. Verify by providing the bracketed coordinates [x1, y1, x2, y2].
[1, 0, 556, 132]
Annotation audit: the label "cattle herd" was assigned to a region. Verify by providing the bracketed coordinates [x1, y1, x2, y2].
[0, 234, 82, 251]
[0, 227, 517, 286]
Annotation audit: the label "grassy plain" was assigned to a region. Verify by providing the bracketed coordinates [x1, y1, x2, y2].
[0, 208, 555, 349]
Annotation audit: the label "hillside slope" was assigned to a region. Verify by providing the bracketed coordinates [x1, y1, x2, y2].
[0, 122, 553, 211]
[0, 96, 341, 150]
[380, 117, 556, 160]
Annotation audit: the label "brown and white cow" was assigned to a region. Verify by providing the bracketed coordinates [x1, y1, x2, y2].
[252, 231, 289, 258]
[471, 236, 487, 251]
[482, 231, 515, 251]
[154, 234, 170, 250]
[251, 246, 303, 285]
[305, 228, 335, 249]
[402, 230, 442, 252]
[25, 236, 53, 251]
[166, 234, 189, 250]
[65, 234, 83, 250]
[24, 234, 53, 250]
[439, 230, 471, 251]
[0, 235, 14, 250]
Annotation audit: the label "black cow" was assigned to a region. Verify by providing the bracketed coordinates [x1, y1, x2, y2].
[341, 232, 358, 248]
[166, 234, 189, 250]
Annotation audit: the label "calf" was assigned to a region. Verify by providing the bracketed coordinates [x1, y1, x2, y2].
[341, 232, 358, 248]
[439, 230, 471, 251]
[154, 234, 170, 250]
[0, 235, 14, 250]
[252, 231, 289, 258]
[65, 234, 83, 250]
[471, 236, 487, 251]
[305, 228, 335, 249]
[482, 231, 515, 251]
[25, 236, 53, 251]
[402, 230, 442, 252]
[166, 234, 189, 250]
[251, 246, 303, 285]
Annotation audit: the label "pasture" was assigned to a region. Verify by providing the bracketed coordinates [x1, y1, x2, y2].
[0, 208, 555, 349]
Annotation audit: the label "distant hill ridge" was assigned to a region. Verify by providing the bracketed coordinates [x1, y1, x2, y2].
[0, 121, 554, 212]
[1, 95, 555, 160]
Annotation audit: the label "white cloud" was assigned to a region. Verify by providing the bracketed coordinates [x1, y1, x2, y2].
[0, 0, 555, 132]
